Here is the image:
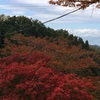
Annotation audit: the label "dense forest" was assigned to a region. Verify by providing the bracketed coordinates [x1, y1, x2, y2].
[0, 14, 89, 49]
[0, 14, 100, 100]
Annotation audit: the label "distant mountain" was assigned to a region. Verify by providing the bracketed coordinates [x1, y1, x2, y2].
[90, 45, 100, 51]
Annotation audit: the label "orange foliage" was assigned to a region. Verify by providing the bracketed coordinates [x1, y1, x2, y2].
[49, 0, 100, 9]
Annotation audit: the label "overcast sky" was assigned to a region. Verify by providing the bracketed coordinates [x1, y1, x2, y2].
[0, 0, 100, 45]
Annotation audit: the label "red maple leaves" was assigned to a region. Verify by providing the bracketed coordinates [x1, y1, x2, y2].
[0, 52, 95, 100]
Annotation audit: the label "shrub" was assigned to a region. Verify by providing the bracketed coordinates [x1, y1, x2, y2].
[0, 52, 95, 100]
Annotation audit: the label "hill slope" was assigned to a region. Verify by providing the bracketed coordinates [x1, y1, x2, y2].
[0, 15, 100, 100]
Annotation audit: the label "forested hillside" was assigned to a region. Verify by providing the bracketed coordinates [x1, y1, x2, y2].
[0, 15, 100, 100]
[0, 15, 89, 49]
[90, 45, 100, 52]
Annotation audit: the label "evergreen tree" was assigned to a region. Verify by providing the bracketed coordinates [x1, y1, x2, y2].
[85, 40, 89, 50]
[0, 33, 5, 48]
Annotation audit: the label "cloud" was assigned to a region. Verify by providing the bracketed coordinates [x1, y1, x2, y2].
[12, 11, 25, 15]
[66, 28, 100, 45]
[67, 28, 100, 37]
[0, 0, 99, 45]
[0, 0, 100, 24]
[1, 0, 49, 6]
[0, 5, 26, 10]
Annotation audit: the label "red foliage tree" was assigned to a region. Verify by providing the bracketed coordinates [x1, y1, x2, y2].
[0, 52, 95, 100]
[0, 34, 98, 75]
[49, 0, 100, 9]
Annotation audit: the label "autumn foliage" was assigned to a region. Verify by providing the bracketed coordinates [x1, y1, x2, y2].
[0, 34, 100, 99]
[0, 52, 95, 100]
[0, 34, 98, 75]
[49, 0, 100, 9]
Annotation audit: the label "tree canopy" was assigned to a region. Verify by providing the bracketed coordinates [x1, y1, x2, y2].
[49, 0, 100, 9]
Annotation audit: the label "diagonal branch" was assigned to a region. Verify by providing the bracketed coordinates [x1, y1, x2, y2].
[43, 7, 81, 24]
